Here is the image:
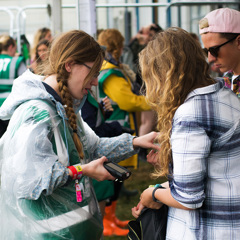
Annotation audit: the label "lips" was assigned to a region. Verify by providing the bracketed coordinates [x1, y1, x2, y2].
[84, 88, 91, 95]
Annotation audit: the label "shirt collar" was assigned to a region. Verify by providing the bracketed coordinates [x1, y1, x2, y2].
[185, 78, 224, 102]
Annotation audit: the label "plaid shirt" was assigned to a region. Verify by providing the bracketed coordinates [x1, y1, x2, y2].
[167, 79, 240, 239]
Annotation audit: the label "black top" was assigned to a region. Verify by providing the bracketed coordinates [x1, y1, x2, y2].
[42, 81, 62, 104]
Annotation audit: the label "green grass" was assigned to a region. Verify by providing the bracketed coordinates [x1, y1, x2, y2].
[103, 160, 167, 240]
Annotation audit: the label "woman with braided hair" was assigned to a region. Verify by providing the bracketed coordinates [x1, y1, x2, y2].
[0, 30, 159, 239]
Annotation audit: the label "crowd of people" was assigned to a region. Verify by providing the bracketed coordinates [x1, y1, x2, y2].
[0, 6, 240, 240]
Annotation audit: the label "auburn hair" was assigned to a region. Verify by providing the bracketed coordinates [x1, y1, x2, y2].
[98, 29, 124, 63]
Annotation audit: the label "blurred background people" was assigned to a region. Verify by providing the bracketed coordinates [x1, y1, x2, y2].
[97, 28, 152, 235]
[29, 39, 50, 74]
[30, 27, 52, 64]
[122, 23, 163, 74]
[81, 92, 131, 237]
[122, 23, 163, 160]
[0, 34, 27, 137]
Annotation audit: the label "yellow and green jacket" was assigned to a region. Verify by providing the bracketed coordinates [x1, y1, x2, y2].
[98, 61, 150, 168]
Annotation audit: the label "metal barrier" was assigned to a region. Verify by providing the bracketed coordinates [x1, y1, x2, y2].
[1, 1, 240, 53]
[0, 7, 15, 36]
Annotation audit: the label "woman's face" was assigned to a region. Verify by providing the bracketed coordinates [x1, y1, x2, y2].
[67, 62, 99, 100]
[44, 31, 52, 42]
[37, 44, 48, 61]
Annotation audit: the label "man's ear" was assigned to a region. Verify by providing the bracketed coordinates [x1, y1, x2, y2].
[65, 62, 72, 72]
[237, 35, 240, 48]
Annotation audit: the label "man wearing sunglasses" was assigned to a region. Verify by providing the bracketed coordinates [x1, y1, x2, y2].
[199, 8, 240, 97]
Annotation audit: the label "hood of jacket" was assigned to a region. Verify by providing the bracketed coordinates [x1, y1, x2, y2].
[0, 70, 86, 120]
[0, 70, 49, 120]
[101, 60, 118, 71]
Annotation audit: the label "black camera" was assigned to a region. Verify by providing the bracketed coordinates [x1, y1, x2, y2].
[103, 161, 131, 182]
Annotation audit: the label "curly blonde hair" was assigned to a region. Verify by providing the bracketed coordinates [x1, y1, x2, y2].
[139, 27, 215, 177]
[43, 30, 104, 159]
[98, 29, 124, 63]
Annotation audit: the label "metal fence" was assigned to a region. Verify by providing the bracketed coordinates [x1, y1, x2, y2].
[0, 1, 239, 53]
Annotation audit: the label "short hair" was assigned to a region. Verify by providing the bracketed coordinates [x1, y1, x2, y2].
[0, 35, 16, 52]
[150, 24, 163, 33]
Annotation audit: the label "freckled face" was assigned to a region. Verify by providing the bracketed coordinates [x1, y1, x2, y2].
[67, 62, 98, 100]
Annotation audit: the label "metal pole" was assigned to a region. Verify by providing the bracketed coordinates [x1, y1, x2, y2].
[167, 0, 171, 28]
[76, 0, 80, 30]
[178, 6, 181, 28]
[135, 0, 140, 32]
[50, 0, 62, 36]
[125, 0, 130, 45]
[16, 5, 48, 54]
[0, 8, 15, 37]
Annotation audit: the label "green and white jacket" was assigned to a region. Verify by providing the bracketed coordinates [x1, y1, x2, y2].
[0, 70, 137, 240]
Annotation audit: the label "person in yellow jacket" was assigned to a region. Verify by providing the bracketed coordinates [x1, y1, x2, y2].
[97, 28, 152, 237]
[98, 29, 151, 169]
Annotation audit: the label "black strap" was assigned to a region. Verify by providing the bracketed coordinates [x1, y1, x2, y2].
[152, 184, 165, 203]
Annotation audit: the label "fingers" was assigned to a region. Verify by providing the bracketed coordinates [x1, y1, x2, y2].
[102, 97, 113, 111]
[151, 143, 161, 151]
[147, 150, 158, 165]
[132, 202, 144, 218]
[132, 207, 140, 218]
[99, 156, 108, 163]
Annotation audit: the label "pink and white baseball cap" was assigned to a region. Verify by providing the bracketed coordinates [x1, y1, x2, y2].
[199, 8, 240, 34]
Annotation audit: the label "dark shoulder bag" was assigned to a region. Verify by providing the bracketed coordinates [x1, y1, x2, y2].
[127, 205, 168, 240]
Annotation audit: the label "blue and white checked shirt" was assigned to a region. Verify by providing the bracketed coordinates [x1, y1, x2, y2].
[167, 79, 240, 240]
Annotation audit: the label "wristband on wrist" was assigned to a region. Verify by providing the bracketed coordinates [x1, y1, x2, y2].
[152, 184, 165, 203]
[74, 164, 83, 179]
[67, 165, 83, 180]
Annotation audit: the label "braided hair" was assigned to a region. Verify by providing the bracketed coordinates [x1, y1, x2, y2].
[43, 30, 105, 159]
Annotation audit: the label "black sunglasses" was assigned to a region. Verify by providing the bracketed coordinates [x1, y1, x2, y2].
[203, 35, 238, 58]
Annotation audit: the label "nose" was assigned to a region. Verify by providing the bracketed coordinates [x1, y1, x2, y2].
[91, 77, 98, 86]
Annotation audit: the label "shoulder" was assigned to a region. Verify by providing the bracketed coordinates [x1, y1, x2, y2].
[100, 67, 126, 85]
[174, 85, 240, 127]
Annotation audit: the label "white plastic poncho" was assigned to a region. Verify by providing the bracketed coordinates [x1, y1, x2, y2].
[0, 70, 137, 240]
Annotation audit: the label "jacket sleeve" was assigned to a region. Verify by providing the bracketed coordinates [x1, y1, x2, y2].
[82, 119, 138, 163]
[1, 103, 69, 201]
[81, 99, 122, 137]
[103, 74, 151, 112]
